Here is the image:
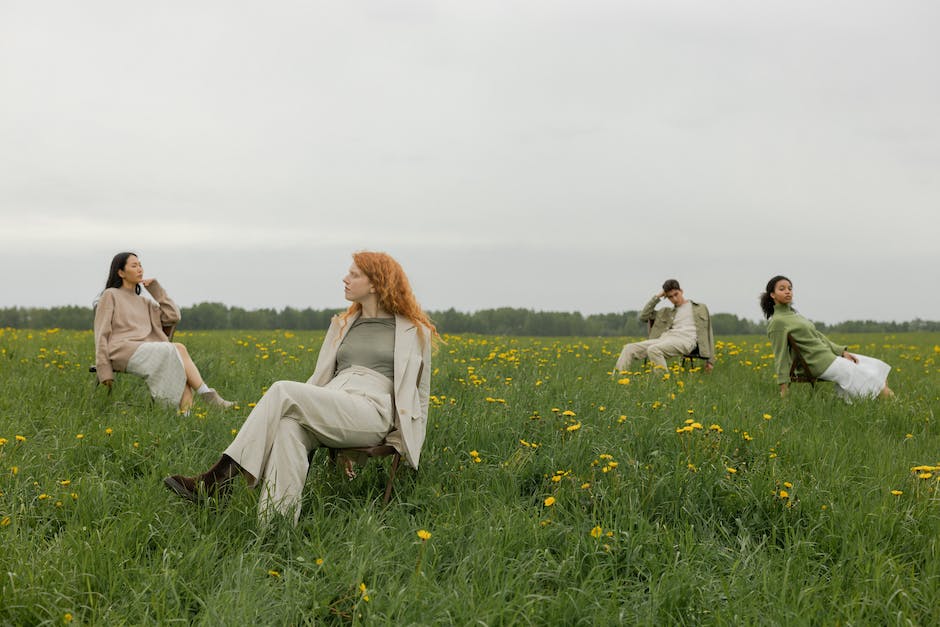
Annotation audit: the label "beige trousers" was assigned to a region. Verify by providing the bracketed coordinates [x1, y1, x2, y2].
[224, 366, 394, 524]
[615, 334, 697, 371]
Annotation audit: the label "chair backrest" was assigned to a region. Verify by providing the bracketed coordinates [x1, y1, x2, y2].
[787, 334, 817, 383]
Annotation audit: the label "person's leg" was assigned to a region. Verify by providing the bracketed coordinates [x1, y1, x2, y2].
[615, 340, 656, 371]
[173, 342, 205, 389]
[179, 386, 194, 412]
[257, 418, 317, 524]
[645, 336, 696, 370]
[224, 379, 391, 484]
[174, 342, 233, 408]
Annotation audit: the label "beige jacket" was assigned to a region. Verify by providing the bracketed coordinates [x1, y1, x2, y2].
[307, 312, 432, 469]
[640, 295, 715, 364]
[93, 280, 181, 382]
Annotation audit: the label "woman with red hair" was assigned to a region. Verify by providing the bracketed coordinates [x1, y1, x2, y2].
[164, 251, 438, 524]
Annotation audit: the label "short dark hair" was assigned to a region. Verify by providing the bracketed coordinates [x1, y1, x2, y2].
[662, 279, 681, 292]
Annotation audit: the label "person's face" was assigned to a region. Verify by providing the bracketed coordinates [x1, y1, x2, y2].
[343, 263, 375, 303]
[118, 255, 143, 286]
[770, 279, 793, 305]
[665, 288, 685, 306]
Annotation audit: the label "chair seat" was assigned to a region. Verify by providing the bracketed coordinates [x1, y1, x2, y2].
[327, 444, 403, 504]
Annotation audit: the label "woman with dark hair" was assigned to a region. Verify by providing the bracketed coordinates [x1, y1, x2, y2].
[94, 252, 234, 412]
[164, 250, 439, 525]
[761, 275, 893, 400]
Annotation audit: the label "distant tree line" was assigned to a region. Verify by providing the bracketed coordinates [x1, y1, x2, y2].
[1, 304, 938, 336]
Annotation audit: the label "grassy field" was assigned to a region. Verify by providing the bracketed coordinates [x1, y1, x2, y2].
[1, 327, 938, 625]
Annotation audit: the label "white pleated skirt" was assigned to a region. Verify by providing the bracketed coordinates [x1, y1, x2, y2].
[820, 353, 891, 402]
[126, 342, 187, 406]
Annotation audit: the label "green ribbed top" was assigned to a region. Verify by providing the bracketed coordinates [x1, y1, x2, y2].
[767, 304, 845, 384]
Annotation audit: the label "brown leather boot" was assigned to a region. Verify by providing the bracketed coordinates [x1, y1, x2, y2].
[164, 455, 241, 502]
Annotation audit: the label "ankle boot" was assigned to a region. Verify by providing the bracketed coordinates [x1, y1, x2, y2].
[164, 455, 241, 502]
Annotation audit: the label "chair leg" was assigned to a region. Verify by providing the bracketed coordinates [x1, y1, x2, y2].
[383, 453, 401, 504]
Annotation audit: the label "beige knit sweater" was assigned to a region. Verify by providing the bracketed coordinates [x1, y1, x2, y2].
[93, 279, 181, 382]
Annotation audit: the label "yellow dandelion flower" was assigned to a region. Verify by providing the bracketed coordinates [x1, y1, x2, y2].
[779, 490, 789, 499]
[544, 496, 556, 507]
[617, 377, 631, 385]
[1, 516, 11, 526]
[15, 435, 26, 443]
[565, 422, 581, 432]
[75, 434, 84, 440]
[63, 613, 73, 624]
[267, 570, 280, 578]
[783, 482, 793, 488]
[581, 482, 591, 489]
[417, 529, 432, 541]
[726, 467, 737, 474]
[10, 466, 18, 476]
[315, 558, 324, 565]
[0, 438, 7, 446]
[59, 480, 71, 486]
[562, 410, 576, 417]
[890, 490, 903, 496]
[590, 526, 602, 538]
[687, 463, 697, 472]
[105, 428, 113, 436]
[762, 413, 772, 420]
[918, 472, 933, 480]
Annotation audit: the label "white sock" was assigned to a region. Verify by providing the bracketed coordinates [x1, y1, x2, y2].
[196, 383, 210, 394]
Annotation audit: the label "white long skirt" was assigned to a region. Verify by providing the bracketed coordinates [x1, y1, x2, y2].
[819, 354, 891, 402]
[125, 342, 187, 407]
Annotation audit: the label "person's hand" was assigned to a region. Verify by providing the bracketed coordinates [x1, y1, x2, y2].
[705, 362, 714, 373]
[779, 383, 789, 398]
[842, 351, 859, 363]
[656, 290, 665, 299]
[103, 379, 113, 388]
[141, 278, 155, 287]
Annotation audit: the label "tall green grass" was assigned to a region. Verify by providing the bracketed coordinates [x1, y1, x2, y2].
[1, 328, 938, 625]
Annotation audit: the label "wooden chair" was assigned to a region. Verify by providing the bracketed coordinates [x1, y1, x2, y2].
[327, 444, 402, 505]
[787, 334, 819, 386]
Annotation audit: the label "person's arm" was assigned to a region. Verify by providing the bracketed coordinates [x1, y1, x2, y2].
[638, 293, 662, 323]
[142, 278, 181, 326]
[306, 317, 343, 386]
[701, 304, 716, 371]
[417, 327, 432, 421]
[768, 323, 792, 386]
[93, 292, 116, 384]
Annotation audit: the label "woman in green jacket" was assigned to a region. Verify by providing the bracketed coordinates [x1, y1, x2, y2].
[761, 275, 893, 400]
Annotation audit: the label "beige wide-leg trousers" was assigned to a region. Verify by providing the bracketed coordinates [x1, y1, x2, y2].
[615, 334, 697, 371]
[224, 366, 394, 524]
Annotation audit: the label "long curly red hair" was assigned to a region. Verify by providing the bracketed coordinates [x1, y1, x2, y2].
[340, 251, 439, 341]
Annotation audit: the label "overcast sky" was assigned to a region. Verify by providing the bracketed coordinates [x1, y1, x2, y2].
[1, 0, 937, 324]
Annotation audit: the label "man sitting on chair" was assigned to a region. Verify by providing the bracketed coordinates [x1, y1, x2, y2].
[615, 279, 715, 373]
